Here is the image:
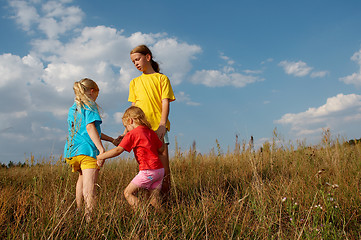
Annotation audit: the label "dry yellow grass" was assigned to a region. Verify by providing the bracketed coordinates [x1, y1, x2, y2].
[1, 132, 361, 239]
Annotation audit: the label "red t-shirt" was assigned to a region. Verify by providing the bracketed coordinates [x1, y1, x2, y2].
[119, 125, 163, 170]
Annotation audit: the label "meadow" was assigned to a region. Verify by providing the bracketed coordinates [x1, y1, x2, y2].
[1, 130, 361, 239]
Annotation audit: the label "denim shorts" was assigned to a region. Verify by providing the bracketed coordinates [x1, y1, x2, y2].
[164, 131, 169, 145]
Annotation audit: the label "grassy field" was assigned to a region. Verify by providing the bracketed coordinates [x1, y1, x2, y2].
[1, 131, 361, 239]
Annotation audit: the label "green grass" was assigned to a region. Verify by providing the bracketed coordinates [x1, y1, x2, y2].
[1, 132, 361, 239]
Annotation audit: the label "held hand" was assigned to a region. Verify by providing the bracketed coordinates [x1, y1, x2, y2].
[113, 135, 124, 146]
[156, 125, 167, 140]
[99, 147, 105, 155]
[97, 156, 105, 168]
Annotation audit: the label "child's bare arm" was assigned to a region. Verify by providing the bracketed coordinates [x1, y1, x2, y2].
[101, 133, 117, 146]
[87, 122, 105, 154]
[97, 146, 125, 167]
[156, 98, 170, 139]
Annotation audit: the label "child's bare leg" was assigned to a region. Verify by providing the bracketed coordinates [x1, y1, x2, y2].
[124, 183, 140, 209]
[160, 145, 171, 195]
[82, 168, 99, 218]
[149, 188, 162, 209]
[76, 172, 83, 210]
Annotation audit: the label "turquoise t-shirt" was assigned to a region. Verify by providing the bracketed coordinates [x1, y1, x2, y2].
[64, 102, 102, 159]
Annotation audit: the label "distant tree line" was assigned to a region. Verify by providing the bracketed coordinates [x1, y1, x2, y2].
[345, 138, 361, 145]
[1, 161, 29, 169]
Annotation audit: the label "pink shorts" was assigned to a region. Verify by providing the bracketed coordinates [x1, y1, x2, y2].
[131, 168, 165, 190]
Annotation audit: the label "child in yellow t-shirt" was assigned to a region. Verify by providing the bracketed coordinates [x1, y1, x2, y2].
[128, 44, 175, 197]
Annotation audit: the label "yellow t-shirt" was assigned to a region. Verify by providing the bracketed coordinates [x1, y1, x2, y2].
[128, 73, 176, 131]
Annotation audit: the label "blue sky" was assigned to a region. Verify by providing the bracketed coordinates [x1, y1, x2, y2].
[1, 0, 361, 164]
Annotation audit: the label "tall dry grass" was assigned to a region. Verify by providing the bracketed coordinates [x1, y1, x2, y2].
[1, 131, 361, 239]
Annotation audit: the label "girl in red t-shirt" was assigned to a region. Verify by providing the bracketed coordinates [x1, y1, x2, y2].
[97, 106, 165, 209]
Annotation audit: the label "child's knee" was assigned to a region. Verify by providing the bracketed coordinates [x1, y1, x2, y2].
[124, 189, 131, 199]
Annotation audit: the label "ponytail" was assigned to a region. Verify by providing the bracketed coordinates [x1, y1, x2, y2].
[150, 59, 160, 73]
[73, 78, 100, 113]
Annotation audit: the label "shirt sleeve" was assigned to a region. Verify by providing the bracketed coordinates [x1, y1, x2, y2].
[119, 132, 135, 152]
[84, 105, 102, 126]
[161, 75, 176, 102]
[128, 79, 136, 103]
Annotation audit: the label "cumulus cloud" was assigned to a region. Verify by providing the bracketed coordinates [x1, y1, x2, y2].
[152, 38, 202, 85]
[190, 53, 264, 88]
[8, 0, 39, 32]
[339, 48, 361, 86]
[275, 93, 361, 137]
[9, 0, 84, 39]
[39, 1, 84, 39]
[1, 0, 202, 163]
[279, 60, 328, 78]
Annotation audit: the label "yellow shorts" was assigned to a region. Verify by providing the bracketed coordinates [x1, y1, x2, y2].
[66, 155, 99, 172]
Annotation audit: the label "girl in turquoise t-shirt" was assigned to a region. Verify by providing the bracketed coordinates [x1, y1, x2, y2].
[64, 78, 117, 221]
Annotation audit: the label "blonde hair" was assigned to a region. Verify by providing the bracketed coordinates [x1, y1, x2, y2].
[130, 45, 160, 73]
[73, 78, 100, 112]
[122, 106, 152, 129]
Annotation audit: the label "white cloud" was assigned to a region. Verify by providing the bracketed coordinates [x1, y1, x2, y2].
[220, 52, 235, 65]
[279, 60, 313, 77]
[0, 53, 43, 88]
[311, 71, 328, 78]
[9, 0, 84, 39]
[275, 93, 361, 137]
[175, 91, 201, 106]
[113, 112, 124, 124]
[1, 0, 204, 162]
[190, 53, 264, 88]
[339, 48, 361, 86]
[261, 58, 273, 65]
[152, 38, 202, 85]
[243, 69, 262, 74]
[9, 0, 39, 32]
[279, 60, 328, 78]
[190, 68, 263, 87]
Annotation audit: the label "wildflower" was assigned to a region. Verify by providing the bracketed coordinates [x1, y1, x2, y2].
[282, 197, 287, 202]
[332, 184, 339, 189]
[315, 169, 325, 177]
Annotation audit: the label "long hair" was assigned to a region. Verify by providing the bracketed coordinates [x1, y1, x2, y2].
[73, 78, 100, 112]
[130, 44, 160, 73]
[122, 106, 152, 129]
